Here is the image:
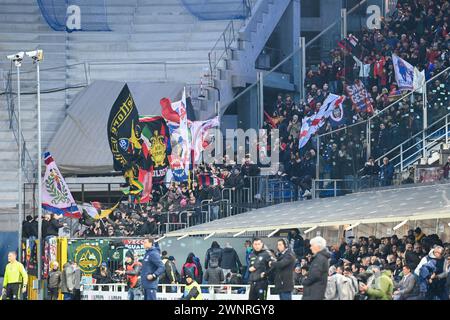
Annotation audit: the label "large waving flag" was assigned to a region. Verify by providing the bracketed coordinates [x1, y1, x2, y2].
[298, 115, 314, 149]
[171, 88, 191, 167]
[413, 67, 426, 94]
[299, 94, 345, 149]
[107, 84, 141, 173]
[190, 116, 220, 163]
[392, 54, 414, 91]
[161, 89, 191, 182]
[139, 115, 171, 202]
[42, 152, 81, 218]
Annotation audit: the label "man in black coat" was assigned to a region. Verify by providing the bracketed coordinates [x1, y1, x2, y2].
[22, 215, 38, 239]
[204, 241, 223, 269]
[221, 243, 242, 276]
[302, 236, 330, 300]
[269, 239, 296, 300]
[248, 238, 276, 300]
[46, 214, 65, 237]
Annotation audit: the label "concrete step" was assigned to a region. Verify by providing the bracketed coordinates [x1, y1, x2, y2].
[132, 22, 229, 32]
[67, 49, 212, 61]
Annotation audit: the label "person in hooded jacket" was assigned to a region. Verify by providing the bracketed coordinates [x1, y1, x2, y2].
[415, 246, 447, 300]
[248, 238, 276, 300]
[359, 265, 393, 300]
[204, 241, 223, 270]
[22, 216, 38, 239]
[269, 239, 296, 300]
[287, 229, 305, 259]
[204, 258, 224, 285]
[221, 243, 242, 277]
[302, 236, 330, 300]
[182, 253, 202, 284]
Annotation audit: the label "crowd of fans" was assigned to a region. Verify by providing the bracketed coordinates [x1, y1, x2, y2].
[21, 156, 262, 239]
[159, 226, 450, 300]
[19, 0, 450, 240]
[264, 0, 450, 192]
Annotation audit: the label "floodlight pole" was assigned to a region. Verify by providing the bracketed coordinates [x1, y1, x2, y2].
[35, 54, 43, 300]
[16, 62, 23, 262]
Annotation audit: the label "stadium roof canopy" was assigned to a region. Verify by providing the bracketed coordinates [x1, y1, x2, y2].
[166, 182, 450, 238]
[48, 80, 193, 174]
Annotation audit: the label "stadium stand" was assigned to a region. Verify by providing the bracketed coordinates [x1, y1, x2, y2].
[0, 0, 257, 219]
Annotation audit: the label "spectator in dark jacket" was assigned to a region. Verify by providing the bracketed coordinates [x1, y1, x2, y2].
[140, 237, 165, 300]
[405, 243, 424, 271]
[287, 229, 305, 259]
[92, 263, 112, 291]
[224, 168, 244, 190]
[47, 261, 62, 300]
[22, 215, 38, 239]
[302, 236, 330, 300]
[204, 258, 224, 285]
[380, 157, 394, 186]
[41, 214, 51, 238]
[45, 214, 65, 237]
[269, 239, 296, 300]
[221, 243, 242, 276]
[205, 241, 223, 269]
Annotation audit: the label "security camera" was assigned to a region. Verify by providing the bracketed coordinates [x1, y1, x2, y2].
[6, 51, 24, 61]
[25, 49, 43, 61]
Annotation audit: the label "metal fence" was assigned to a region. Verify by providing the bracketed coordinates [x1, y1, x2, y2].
[81, 283, 303, 300]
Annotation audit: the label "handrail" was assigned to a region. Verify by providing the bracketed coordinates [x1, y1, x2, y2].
[218, 0, 369, 112]
[319, 65, 450, 138]
[375, 113, 450, 164]
[375, 113, 450, 168]
[207, 0, 258, 85]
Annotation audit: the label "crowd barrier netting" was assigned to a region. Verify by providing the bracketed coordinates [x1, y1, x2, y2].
[37, 0, 110, 31]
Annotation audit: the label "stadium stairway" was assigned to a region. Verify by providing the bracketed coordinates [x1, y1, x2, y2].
[0, 0, 259, 226]
[211, 0, 292, 108]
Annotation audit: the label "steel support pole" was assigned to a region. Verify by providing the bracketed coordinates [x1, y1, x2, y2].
[341, 9, 347, 39]
[300, 37, 306, 100]
[316, 135, 320, 180]
[36, 59, 43, 300]
[17, 64, 23, 261]
[258, 71, 264, 129]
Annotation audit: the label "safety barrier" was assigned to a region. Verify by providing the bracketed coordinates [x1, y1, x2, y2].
[81, 283, 303, 300]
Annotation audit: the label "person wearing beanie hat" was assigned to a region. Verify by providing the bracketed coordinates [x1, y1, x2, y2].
[181, 272, 203, 300]
[115, 249, 142, 299]
[414, 227, 426, 242]
[160, 251, 179, 293]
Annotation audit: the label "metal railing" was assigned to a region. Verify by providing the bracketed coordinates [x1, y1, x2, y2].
[207, 0, 258, 85]
[311, 176, 406, 199]
[375, 113, 450, 172]
[317, 65, 450, 179]
[217, 0, 369, 115]
[81, 283, 303, 300]
[3, 70, 36, 183]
